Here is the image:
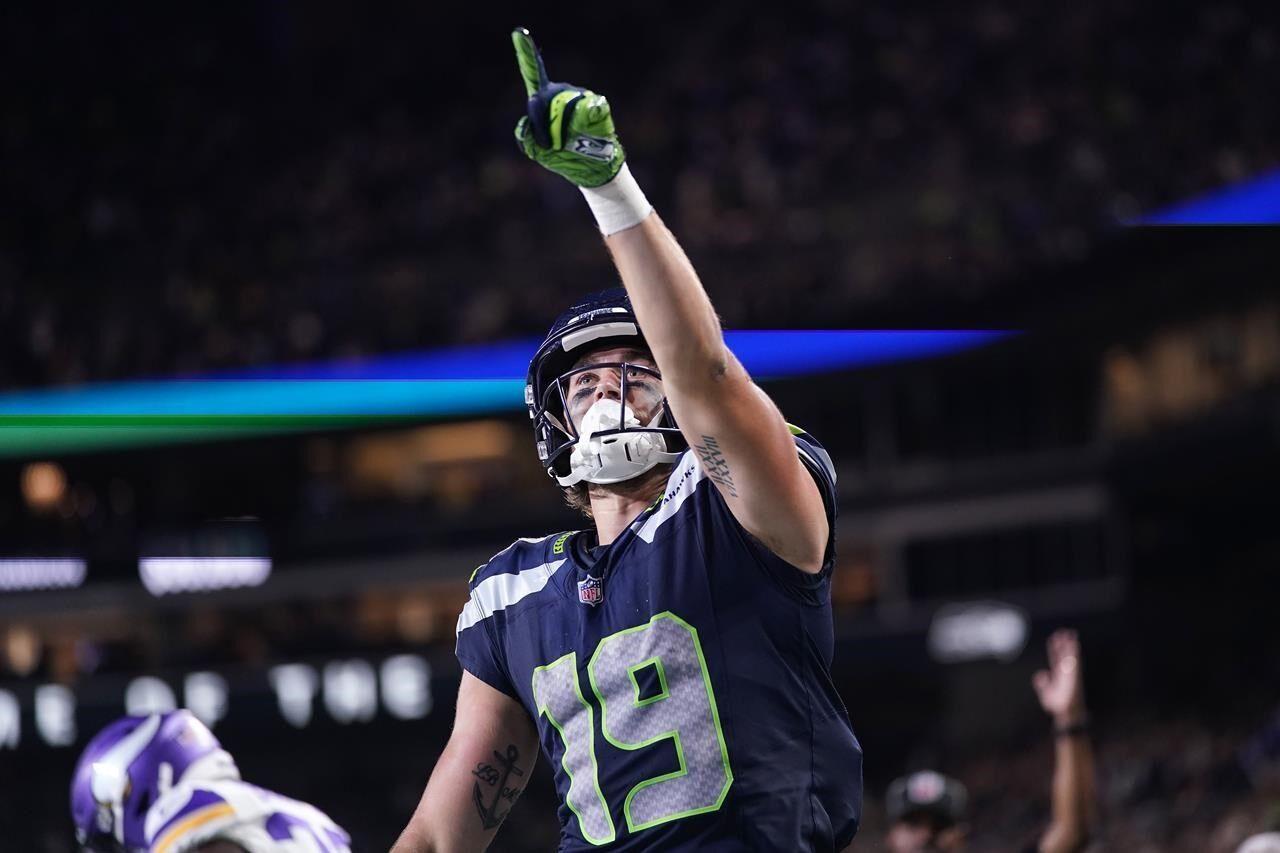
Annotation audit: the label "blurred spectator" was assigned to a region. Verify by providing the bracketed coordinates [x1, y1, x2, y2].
[885, 630, 1097, 853]
[885, 770, 970, 852]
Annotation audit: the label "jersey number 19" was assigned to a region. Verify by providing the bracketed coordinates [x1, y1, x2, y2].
[531, 611, 733, 844]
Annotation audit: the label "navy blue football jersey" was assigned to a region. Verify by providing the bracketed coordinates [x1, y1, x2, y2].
[455, 429, 862, 851]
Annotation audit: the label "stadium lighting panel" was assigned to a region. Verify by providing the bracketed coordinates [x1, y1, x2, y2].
[926, 601, 1030, 663]
[0, 558, 87, 592]
[138, 556, 272, 596]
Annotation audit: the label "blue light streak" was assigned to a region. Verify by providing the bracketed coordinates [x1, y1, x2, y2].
[0, 330, 1009, 418]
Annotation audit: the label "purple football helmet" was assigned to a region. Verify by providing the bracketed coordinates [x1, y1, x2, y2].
[70, 710, 240, 852]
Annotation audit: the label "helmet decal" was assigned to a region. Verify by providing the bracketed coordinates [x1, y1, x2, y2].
[71, 711, 240, 852]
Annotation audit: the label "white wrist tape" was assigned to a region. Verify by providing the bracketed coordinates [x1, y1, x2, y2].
[580, 163, 653, 236]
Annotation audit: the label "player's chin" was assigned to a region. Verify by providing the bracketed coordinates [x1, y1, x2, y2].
[592, 462, 672, 494]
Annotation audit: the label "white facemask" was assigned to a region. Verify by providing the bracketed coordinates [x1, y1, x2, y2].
[557, 398, 681, 486]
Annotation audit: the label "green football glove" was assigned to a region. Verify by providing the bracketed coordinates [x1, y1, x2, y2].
[512, 28, 626, 188]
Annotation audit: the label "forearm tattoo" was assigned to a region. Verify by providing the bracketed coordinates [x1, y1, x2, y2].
[694, 435, 738, 497]
[471, 744, 526, 831]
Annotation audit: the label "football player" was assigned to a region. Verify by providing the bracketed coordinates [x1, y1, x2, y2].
[70, 710, 351, 852]
[392, 28, 862, 852]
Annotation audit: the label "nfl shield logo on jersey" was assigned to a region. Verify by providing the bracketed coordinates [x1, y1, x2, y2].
[577, 575, 604, 607]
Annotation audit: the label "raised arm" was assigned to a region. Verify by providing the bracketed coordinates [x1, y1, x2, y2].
[511, 29, 829, 573]
[605, 218, 829, 573]
[392, 672, 539, 853]
[1033, 630, 1098, 853]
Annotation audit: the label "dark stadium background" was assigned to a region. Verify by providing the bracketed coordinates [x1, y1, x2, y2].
[2, 2, 1279, 851]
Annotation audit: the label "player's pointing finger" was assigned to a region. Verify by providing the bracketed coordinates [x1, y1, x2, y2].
[512, 27, 549, 97]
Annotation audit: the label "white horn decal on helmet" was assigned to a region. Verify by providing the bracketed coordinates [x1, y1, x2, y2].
[90, 714, 162, 844]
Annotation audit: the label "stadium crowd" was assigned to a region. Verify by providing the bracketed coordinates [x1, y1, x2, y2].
[929, 714, 1280, 852]
[2, 1, 1277, 387]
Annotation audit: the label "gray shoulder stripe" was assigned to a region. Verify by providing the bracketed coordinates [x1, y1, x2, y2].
[456, 559, 566, 635]
[797, 444, 837, 484]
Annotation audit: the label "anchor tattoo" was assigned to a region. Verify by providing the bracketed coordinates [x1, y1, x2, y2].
[471, 744, 525, 830]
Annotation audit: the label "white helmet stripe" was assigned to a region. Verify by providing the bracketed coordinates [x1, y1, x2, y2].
[559, 321, 638, 353]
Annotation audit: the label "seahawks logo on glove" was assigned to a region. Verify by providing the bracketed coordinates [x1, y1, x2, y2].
[569, 135, 615, 162]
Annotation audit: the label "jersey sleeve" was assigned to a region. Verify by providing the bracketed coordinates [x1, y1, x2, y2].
[148, 782, 352, 853]
[790, 423, 839, 564]
[145, 787, 242, 853]
[455, 572, 519, 698]
[706, 425, 839, 603]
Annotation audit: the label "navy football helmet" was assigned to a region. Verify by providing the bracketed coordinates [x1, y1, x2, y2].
[526, 289, 685, 485]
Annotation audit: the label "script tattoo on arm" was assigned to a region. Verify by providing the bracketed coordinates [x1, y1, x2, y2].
[471, 744, 527, 831]
[694, 435, 738, 498]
